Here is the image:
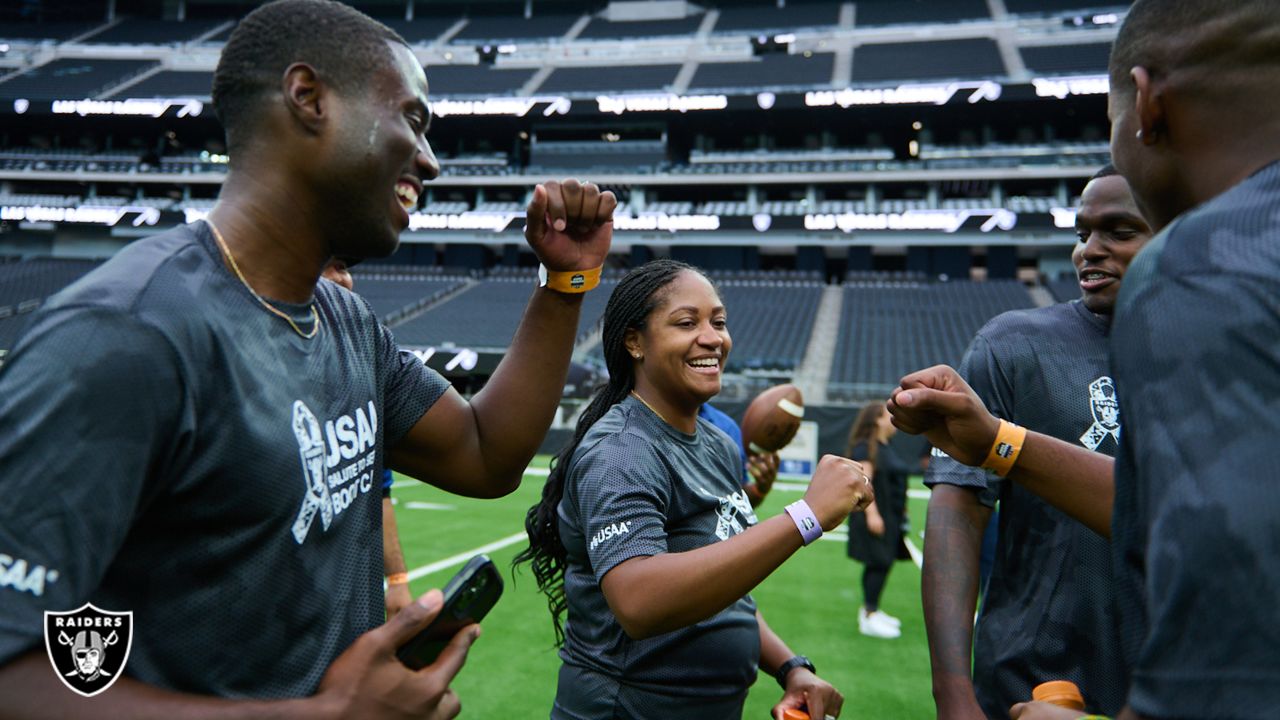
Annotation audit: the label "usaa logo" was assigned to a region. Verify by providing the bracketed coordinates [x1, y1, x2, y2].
[0, 553, 59, 597]
[588, 521, 630, 552]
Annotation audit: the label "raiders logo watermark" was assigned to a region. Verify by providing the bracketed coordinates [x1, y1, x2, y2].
[44, 603, 133, 697]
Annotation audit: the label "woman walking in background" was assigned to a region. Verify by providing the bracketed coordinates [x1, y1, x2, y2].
[846, 401, 911, 639]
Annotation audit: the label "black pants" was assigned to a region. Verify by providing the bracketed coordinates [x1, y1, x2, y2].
[862, 563, 892, 611]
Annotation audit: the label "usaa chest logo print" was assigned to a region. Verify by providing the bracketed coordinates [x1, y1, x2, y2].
[291, 399, 381, 544]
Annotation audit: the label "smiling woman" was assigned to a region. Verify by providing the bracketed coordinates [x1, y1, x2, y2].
[516, 260, 873, 720]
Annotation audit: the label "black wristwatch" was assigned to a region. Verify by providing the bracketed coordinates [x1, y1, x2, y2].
[774, 655, 816, 688]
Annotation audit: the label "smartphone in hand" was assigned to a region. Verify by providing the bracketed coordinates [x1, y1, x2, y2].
[396, 554, 503, 670]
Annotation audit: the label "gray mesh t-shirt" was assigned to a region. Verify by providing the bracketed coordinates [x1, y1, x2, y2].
[553, 395, 761, 719]
[0, 222, 448, 697]
[925, 300, 1127, 716]
[1110, 160, 1280, 718]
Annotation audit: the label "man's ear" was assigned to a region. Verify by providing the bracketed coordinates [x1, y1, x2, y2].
[281, 62, 326, 134]
[1131, 66, 1165, 145]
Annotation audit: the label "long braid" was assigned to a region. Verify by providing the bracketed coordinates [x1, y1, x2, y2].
[514, 259, 695, 646]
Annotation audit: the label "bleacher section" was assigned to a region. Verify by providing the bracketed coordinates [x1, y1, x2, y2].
[829, 278, 1034, 397]
[687, 53, 835, 91]
[1019, 43, 1112, 75]
[1047, 276, 1082, 303]
[445, 13, 576, 42]
[0, 58, 158, 100]
[200, 23, 236, 43]
[450, 14, 581, 43]
[427, 154, 511, 177]
[422, 65, 536, 97]
[919, 140, 1111, 168]
[0, 147, 227, 174]
[529, 140, 666, 173]
[538, 64, 682, 94]
[390, 276, 614, 349]
[0, 191, 81, 207]
[851, 39, 1004, 82]
[713, 3, 841, 33]
[0, 22, 100, 42]
[84, 18, 222, 44]
[118, 70, 213, 98]
[0, 258, 103, 351]
[1003, 0, 1127, 15]
[346, 276, 466, 324]
[375, 19, 442, 45]
[577, 15, 705, 40]
[854, 0, 989, 27]
[717, 279, 823, 372]
[677, 158, 897, 176]
[566, 278, 614, 346]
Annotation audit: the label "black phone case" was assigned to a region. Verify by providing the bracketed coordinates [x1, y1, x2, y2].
[396, 554, 503, 670]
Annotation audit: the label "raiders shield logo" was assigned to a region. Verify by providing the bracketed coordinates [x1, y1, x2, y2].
[44, 603, 133, 697]
[1080, 376, 1121, 451]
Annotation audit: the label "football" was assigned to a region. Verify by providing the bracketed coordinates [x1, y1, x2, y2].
[740, 384, 805, 454]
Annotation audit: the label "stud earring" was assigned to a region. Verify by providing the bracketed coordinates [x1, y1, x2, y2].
[1135, 129, 1144, 139]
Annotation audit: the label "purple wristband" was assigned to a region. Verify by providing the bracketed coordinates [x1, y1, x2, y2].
[784, 500, 823, 545]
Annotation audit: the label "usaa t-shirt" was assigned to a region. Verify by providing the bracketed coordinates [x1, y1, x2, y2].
[554, 395, 760, 719]
[0, 222, 448, 697]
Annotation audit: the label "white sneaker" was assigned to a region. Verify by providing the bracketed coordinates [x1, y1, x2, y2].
[871, 609, 902, 628]
[858, 607, 901, 638]
[859, 607, 902, 627]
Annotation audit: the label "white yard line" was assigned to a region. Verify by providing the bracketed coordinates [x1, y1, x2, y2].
[403, 464, 923, 584]
[395, 464, 551, 581]
[904, 537, 924, 569]
[406, 532, 528, 582]
[402, 502, 455, 511]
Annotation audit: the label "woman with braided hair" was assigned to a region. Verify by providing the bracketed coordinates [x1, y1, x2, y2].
[516, 259, 874, 720]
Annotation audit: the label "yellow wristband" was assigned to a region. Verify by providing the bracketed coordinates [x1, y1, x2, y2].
[386, 573, 409, 586]
[982, 419, 1026, 477]
[539, 264, 602, 294]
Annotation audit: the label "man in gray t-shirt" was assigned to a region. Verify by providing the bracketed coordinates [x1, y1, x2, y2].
[923, 170, 1151, 718]
[0, 222, 449, 697]
[0, 1, 616, 717]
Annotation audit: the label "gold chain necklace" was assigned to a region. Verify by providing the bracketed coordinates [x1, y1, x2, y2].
[630, 391, 676, 427]
[206, 219, 321, 339]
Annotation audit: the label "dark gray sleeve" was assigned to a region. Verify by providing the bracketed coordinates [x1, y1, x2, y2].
[568, 438, 672, 582]
[376, 324, 449, 446]
[0, 308, 184, 665]
[923, 333, 1012, 509]
[1116, 271, 1280, 718]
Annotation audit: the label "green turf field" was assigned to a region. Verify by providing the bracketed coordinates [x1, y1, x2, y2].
[391, 458, 934, 718]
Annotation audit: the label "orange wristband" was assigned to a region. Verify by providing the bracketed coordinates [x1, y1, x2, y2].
[982, 419, 1026, 477]
[539, 264, 602, 294]
[386, 573, 409, 586]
